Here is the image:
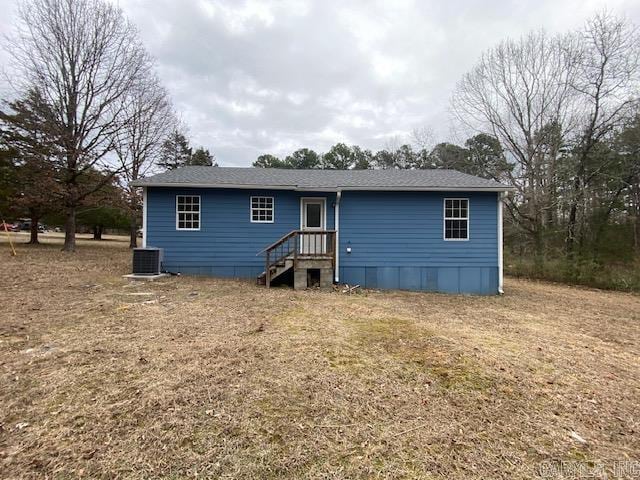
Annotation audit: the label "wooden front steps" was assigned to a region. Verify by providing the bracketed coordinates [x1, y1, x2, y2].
[257, 256, 294, 285]
[257, 230, 336, 290]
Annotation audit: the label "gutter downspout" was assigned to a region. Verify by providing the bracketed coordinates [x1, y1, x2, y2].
[498, 191, 504, 294]
[335, 190, 341, 283]
[142, 187, 148, 248]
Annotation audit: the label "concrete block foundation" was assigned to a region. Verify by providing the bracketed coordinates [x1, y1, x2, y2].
[293, 259, 334, 291]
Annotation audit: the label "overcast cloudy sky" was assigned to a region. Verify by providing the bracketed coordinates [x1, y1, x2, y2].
[1, 0, 640, 166]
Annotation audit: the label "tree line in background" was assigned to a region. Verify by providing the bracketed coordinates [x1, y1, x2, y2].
[254, 13, 640, 290]
[0, 0, 215, 250]
[253, 133, 510, 178]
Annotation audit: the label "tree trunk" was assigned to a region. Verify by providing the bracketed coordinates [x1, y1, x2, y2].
[62, 205, 76, 252]
[546, 145, 558, 228]
[635, 215, 640, 255]
[129, 215, 138, 249]
[592, 182, 629, 251]
[533, 227, 544, 271]
[566, 174, 582, 259]
[93, 225, 103, 240]
[634, 183, 640, 255]
[28, 213, 39, 245]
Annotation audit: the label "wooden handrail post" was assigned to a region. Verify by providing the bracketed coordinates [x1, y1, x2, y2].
[265, 250, 271, 288]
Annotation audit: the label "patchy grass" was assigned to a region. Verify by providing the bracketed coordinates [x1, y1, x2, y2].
[1, 238, 639, 479]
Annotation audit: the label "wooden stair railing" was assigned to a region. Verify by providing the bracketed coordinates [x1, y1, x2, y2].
[257, 230, 336, 287]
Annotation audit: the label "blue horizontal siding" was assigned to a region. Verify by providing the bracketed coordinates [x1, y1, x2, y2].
[339, 266, 498, 295]
[146, 187, 335, 276]
[338, 191, 499, 294]
[145, 187, 500, 294]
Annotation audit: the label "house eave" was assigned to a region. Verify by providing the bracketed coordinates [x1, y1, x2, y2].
[129, 181, 515, 193]
[334, 186, 515, 192]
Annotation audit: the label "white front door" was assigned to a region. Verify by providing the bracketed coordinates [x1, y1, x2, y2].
[300, 198, 326, 255]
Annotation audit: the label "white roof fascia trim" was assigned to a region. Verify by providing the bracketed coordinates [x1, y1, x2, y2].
[131, 182, 514, 192]
[335, 186, 515, 192]
[131, 183, 303, 191]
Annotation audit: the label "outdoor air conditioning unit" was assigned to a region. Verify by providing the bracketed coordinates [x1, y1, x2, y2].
[132, 247, 163, 275]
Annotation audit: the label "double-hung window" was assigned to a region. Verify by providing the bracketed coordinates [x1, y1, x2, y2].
[444, 198, 469, 240]
[250, 196, 274, 223]
[176, 195, 200, 230]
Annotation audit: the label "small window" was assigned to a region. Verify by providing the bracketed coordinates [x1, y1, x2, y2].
[444, 198, 469, 240]
[176, 195, 200, 230]
[305, 203, 321, 228]
[251, 196, 274, 223]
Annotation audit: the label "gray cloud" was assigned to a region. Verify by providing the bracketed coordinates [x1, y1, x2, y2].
[2, 0, 639, 166]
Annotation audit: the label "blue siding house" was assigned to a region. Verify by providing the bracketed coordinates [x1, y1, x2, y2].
[131, 167, 513, 295]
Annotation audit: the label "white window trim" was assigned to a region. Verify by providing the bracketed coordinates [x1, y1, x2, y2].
[142, 187, 147, 247]
[299, 197, 327, 230]
[443, 198, 470, 241]
[334, 191, 341, 283]
[300, 197, 328, 254]
[250, 196, 275, 223]
[498, 192, 504, 294]
[176, 195, 201, 231]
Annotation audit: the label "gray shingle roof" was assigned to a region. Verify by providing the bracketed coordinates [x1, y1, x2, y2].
[130, 167, 513, 191]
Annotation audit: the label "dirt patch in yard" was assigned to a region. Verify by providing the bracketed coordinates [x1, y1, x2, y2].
[0, 240, 639, 479]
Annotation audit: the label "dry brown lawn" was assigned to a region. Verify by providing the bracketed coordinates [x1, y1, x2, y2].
[0, 236, 639, 479]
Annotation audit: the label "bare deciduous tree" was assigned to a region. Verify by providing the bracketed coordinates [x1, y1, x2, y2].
[114, 75, 176, 248]
[5, 0, 152, 251]
[452, 29, 584, 262]
[452, 13, 640, 265]
[410, 126, 435, 151]
[565, 13, 640, 255]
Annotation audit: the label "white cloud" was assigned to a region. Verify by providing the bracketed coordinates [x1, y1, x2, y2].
[286, 92, 309, 106]
[0, 0, 639, 165]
